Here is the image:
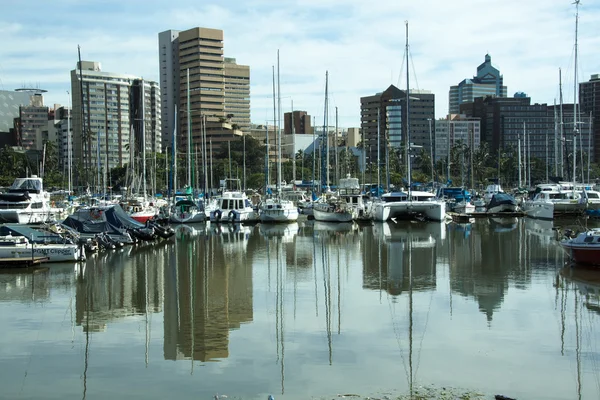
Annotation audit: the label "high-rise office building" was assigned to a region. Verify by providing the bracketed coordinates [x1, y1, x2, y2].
[449, 54, 507, 114]
[580, 74, 600, 162]
[159, 27, 250, 152]
[224, 57, 250, 132]
[284, 110, 313, 135]
[461, 95, 592, 174]
[70, 61, 161, 184]
[434, 115, 481, 163]
[360, 84, 435, 169]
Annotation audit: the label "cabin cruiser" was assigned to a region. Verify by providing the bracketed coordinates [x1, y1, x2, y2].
[169, 198, 206, 223]
[371, 190, 446, 222]
[521, 192, 555, 220]
[209, 179, 257, 223]
[313, 194, 356, 223]
[0, 176, 59, 224]
[258, 196, 299, 223]
[530, 183, 586, 216]
[0, 224, 85, 262]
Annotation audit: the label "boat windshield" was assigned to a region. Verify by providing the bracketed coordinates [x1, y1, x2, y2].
[9, 178, 42, 193]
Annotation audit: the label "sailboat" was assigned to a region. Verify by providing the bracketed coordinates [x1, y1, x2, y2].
[169, 100, 205, 223]
[259, 50, 299, 223]
[128, 79, 159, 223]
[371, 22, 446, 222]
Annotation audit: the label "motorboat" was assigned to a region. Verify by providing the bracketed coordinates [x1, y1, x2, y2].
[258, 196, 299, 223]
[371, 190, 446, 222]
[560, 228, 600, 266]
[338, 175, 371, 221]
[169, 198, 206, 224]
[530, 183, 586, 216]
[209, 179, 257, 223]
[482, 183, 503, 205]
[0, 224, 85, 262]
[0, 176, 60, 224]
[486, 193, 518, 213]
[313, 195, 356, 223]
[521, 192, 554, 220]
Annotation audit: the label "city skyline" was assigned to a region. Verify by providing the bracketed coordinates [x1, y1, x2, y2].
[1, 0, 599, 129]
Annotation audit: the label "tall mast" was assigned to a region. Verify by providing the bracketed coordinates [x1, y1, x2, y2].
[172, 106, 177, 195]
[377, 107, 381, 195]
[518, 124, 522, 188]
[142, 79, 147, 198]
[186, 69, 191, 189]
[573, 0, 580, 182]
[405, 21, 412, 199]
[271, 65, 276, 191]
[291, 100, 296, 185]
[335, 106, 339, 184]
[559, 68, 565, 177]
[321, 71, 329, 192]
[67, 95, 72, 194]
[277, 50, 282, 194]
[553, 99, 558, 176]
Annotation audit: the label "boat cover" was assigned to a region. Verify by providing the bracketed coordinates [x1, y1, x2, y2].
[62, 204, 145, 235]
[0, 224, 71, 244]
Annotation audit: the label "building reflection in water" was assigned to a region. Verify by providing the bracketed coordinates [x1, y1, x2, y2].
[444, 217, 564, 323]
[364, 221, 442, 296]
[76, 243, 165, 333]
[0, 269, 51, 303]
[163, 224, 254, 362]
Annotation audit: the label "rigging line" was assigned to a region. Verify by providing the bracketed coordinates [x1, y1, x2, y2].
[278, 237, 285, 395]
[274, 236, 280, 363]
[385, 291, 409, 387]
[313, 231, 319, 317]
[19, 276, 49, 396]
[575, 289, 582, 400]
[413, 277, 435, 381]
[582, 299, 600, 395]
[408, 51, 421, 93]
[321, 236, 332, 365]
[396, 51, 407, 89]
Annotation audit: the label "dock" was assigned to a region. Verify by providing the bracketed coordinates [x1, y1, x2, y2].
[449, 211, 525, 223]
[0, 257, 50, 270]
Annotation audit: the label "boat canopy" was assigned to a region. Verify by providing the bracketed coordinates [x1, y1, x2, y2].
[62, 204, 145, 235]
[0, 224, 72, 244]
[9, 177, 43, 194]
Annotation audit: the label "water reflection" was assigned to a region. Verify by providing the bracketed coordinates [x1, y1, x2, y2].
[364, 221, 442, 296]
[163, 224, 253, 363]
[76, 243, 165, 332]
[558, 266, 600, 400]
[2, 218, 600, 399]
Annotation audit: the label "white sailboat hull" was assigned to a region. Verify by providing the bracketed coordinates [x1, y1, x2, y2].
[522, 200, 554, 220]
[372, 200, 446, 222]
[0, 243, 84, 262]
[313, 208, 354, 222]
[0, 210, 58, 224]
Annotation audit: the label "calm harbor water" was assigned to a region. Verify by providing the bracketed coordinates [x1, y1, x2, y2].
[1, 218, 599, 399]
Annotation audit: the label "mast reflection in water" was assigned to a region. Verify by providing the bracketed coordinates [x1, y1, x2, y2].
[1, 219, 600, 399]
[164, 224, 254, 362]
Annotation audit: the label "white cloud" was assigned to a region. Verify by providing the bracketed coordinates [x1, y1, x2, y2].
[0, 0, 598, 127]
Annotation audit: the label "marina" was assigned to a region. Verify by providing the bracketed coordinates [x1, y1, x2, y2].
[0, 217, 599, 399]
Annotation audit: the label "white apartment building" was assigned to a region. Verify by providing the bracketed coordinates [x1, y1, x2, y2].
[434, 115, 481, 162]
[70, 61, 161, 180]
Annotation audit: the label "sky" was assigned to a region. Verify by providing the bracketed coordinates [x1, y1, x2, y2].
[1, 0, 599, 128]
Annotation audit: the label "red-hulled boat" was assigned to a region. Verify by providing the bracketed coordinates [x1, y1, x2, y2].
[560, 228, 600, 266]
